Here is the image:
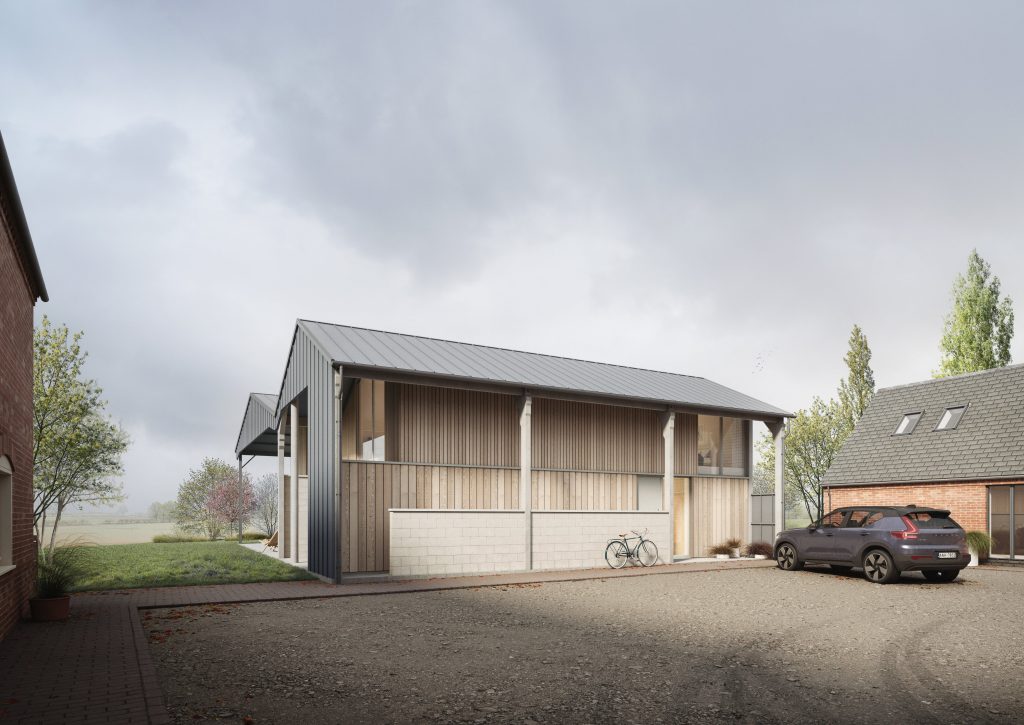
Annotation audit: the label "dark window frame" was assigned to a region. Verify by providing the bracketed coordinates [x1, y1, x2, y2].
[892, 411, 923, 436]
[933, 404, 968, 432]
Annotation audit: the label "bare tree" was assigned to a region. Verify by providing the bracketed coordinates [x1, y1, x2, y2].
[252, 473, 279, 537]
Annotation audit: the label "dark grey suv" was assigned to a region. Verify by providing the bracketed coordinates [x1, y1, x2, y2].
[774, 506, 968, 584]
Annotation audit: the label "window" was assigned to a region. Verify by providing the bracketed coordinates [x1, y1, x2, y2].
[906, 511, 961, 529]
[934, 406, 966, 431]
[698, 415, 749, 476]
[893, 412, 922, 436]
[342, 379, 386, 461]
[843, 510, 876, 528]
[819, 510, 847, 528]
[0, 456, 11, 569]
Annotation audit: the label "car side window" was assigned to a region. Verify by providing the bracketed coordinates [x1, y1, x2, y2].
[862, 511, 885, 528]
[843, 510, 874, 528]
[821, 510, 846, 528]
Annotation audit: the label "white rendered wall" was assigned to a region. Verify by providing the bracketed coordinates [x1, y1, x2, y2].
[389, 510, 526, 577]
[531, 511, 671, 571]
[388, 509, 670, 577]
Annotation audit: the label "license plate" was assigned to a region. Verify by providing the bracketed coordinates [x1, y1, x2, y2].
[937, 552, 957, 559]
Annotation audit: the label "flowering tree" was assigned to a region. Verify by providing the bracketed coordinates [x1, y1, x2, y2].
[175, 458, 250, 540]
[209, 471, 255, 535]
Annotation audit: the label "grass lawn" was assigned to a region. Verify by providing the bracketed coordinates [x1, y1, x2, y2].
[73, 541, 316, 591]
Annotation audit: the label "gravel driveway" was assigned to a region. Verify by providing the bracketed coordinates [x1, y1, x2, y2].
[144, 566, 1024, 724]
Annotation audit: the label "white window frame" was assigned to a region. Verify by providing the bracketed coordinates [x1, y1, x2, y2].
[893, 412, 922, 436]
[0, 456, 14, 575]
[934, 405, 967, 431]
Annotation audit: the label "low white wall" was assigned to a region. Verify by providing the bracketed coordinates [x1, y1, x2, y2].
[389, 510, 526, 577]
[531, 511, 671, 571]
[388, 509, 672, 577]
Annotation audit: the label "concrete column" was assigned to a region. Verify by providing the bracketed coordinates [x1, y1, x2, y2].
[277, 414, 286, 560]
[662, 412, 675, 562]
[237, 456, 244, 543]
[291, 402, 300, 563]
[519, 395, 532, 571]
[772, 420, 786, 536]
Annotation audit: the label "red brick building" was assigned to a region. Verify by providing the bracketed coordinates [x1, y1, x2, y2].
[823, 365, 1024, 559]
[0, 132, 48, 638]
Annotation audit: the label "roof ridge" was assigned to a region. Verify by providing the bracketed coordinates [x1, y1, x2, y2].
[297, 318, 709, 382]
[877, 363, 1024, 393]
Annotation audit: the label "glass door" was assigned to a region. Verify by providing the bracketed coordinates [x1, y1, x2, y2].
[990, 486, 1013, 558]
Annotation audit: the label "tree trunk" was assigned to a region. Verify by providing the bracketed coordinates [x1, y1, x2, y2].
[46, 501, 66, 558]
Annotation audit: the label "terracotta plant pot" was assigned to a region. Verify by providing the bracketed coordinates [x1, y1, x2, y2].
[30, 596, 71, 622]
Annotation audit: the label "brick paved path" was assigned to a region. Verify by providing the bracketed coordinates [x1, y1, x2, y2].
[0, 559, 772, 724]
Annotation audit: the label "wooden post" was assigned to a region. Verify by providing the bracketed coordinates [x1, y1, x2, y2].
[277, 413, 286, 560]
[662, 411, 675, 562]
[519, 395, 532, 571]
[291, 402, 300, 563]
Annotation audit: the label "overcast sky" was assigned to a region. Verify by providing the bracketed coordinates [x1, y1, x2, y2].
[3, 2, 1023, 511]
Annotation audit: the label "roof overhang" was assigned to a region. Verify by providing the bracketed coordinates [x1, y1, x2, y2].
[0, 131, 47, 302]
[235, 393, 289, 458]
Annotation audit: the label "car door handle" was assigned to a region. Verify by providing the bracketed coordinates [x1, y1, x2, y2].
[825, 533, 834, 537]
[859, 532, 869, 537]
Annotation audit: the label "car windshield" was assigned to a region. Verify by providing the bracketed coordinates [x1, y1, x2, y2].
[906, 511, 961, 529]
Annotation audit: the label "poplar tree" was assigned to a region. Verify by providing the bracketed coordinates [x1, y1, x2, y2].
[838, 324, 875, 434]
[936, 250, 1014, 377]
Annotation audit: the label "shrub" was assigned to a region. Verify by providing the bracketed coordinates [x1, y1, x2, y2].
[966, 531, 994, 554]
[37, 546, 86, 598]
[152, 534, 209, 544]
[725, 537, 743, 549]
[241, 531, 265, 541]
[745, 542, 773, 557]
[708, 542, 733, 556]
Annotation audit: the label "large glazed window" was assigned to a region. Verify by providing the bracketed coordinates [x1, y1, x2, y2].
[698, 416, 748, 476]
[990, 486, 1011, 557]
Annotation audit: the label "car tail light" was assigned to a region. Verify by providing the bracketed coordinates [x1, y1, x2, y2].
[890, 515, 919, 540]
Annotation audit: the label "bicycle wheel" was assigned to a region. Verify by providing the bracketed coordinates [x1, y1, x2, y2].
[637, 539, 659, 567]
[605, 540, 629, 569]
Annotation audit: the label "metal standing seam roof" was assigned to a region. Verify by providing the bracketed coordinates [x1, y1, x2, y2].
[295, 319, 792, 419]
[235, 392, 282, 457]
[823, 363, 1024, 487]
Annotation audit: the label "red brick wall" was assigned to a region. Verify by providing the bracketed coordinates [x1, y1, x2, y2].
[0, 202, 38, 639]
[824, 481, 1019, 533]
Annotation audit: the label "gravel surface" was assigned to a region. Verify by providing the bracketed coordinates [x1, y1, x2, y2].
[144, 566, 1024, 724]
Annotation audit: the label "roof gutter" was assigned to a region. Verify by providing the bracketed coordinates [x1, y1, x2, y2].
[0, 132, 48, 302]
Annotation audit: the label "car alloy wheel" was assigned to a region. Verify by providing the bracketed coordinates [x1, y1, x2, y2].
[776, 543, 798, 570]
[863, 550, 895, 583]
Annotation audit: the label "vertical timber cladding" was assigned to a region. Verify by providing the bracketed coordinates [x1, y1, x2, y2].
[342, 462, 521, 573]
[277, 325, 337, 580]
[530, 398, 663, 510]
[690, 477, 750, 557]
[673, 413, 698, 476]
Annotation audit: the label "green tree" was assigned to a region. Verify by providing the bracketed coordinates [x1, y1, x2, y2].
[837, 324, 875, 434]
[33, 317, 129, 558]
[175, 458, 238, 540]
[147, 500, 177, 522]
[936, 249, 1014, 377]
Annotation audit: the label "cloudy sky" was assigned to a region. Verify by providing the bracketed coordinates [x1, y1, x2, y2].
[3, 2, 1023, 511]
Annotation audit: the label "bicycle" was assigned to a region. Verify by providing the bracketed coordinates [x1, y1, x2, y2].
[604, 528, 659, 568]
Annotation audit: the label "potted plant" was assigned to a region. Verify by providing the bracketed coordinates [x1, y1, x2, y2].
[709, 543, 732, 560]
[726, 537, 743, 559]
[965, 531, 993, 568]
[30, 546, 82, 622]
[744, 542, 773, 560]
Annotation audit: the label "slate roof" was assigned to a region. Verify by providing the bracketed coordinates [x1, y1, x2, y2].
[823, 364, 1024, 487]
[0, 131, 47, 302]
[297, 320, 791, 420]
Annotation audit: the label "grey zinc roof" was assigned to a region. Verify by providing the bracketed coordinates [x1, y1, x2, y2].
[296, 320, 791, 419]
[824, 364, 1024, 487]
[235, 392, 281, 457]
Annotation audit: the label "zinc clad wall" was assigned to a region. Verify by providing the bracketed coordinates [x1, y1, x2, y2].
[234, 394, 277, 457]
[278, 326, 336, 580]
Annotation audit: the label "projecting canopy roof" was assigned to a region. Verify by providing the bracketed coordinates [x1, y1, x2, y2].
[295, 319, 791, 420]
[235, 393, 288, 458]
[824, 364, 1024, 487]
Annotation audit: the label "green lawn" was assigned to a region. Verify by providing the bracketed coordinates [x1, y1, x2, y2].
[73, 541, 316, 591]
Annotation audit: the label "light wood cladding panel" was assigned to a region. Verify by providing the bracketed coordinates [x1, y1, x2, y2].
[531, 399, 662, 474]
[531, 470, 638, 511]
[386, 383, 519, 467]
[690, 476, 750, 557]
[341, 462, 520, 573]
[674, 413, 697, 475]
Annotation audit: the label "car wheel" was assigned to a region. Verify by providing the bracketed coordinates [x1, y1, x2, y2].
[922, 569, 960, 583]
[775, 543, 803, 571]
[863, 549, 899, 584]
[830, 564, 853, 573]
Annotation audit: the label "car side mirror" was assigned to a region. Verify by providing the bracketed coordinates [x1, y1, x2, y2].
[807, 524, 817, 531]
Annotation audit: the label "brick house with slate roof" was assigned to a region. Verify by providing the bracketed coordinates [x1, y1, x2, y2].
[0, 132, 47, 638]
[823, 364, 1024, 560]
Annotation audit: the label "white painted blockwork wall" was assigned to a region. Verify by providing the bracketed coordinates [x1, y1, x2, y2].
[389, 510, 671, 577]
[389, 510, 526, 576]
[531, 511, 671, 571]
